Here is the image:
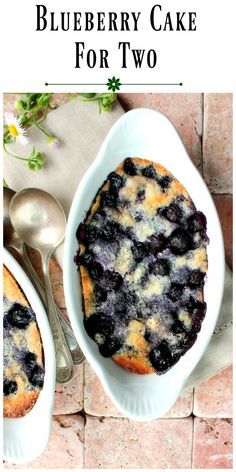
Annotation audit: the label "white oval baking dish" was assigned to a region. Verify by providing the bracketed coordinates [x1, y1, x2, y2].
[3, 248, 56, 463]
[63, 108, 225, 421]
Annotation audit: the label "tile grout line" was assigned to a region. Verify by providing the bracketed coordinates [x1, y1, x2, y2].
[190, 414, 195, 468]
[190, 390, 195, 469]
[211, 193, 233, 197]
[201, 92, 204, 177]
[83, 363, 85, 468]
[192, 387, 195, 418]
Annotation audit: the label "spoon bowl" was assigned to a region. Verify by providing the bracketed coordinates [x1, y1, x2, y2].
[9, 188, 66, 251]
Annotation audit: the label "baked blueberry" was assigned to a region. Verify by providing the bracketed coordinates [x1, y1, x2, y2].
[89, 261, 104, 280]
[168, 229, 192, 255]
[149, 234, 166, 255]
[134, 211, 143, 222]
[113, 290, 137, 319]
[149, 341, 173, 373]
[172, 319, 185, 334]
[188, 211, 207, 232]
[149, 259, 170, 276]
[188, 270, 205, 288]
[181, 332, 198, 353]
[23, 352, 37, 369]
[103, 271, 123, 290]
[186, 296, 206, 315]
[192, 305, 206, 332]
[132, 242, 150, 262]
[76, 223, 86, 242]
[184, 298, 206, 332]
[123, 158, 137, 175]
[136, 188, 145, 202]
[100, 221, 123, 241]
[99, 337, 122, 357]
[84, 313, 115, 339]
[80, 251, 94, 267]
[73, 251, 81, 267]
[144, 329, 152, 342]
[86, 225, 100, 244]
[95, 287, 107, 303]
[114, 298, 128, 318]
[28, 365, 44, 389]
[142, 165, 156, 179]
[3, 379, 18, 396]
[189, 297, 206, 320]
[108, 172, 124, 194]
[100, 191, 116, 208]
[159, 175, 171, 189]
[92, 209, 106, 223]
[7, 303, 34, 329]
[140, 270, 150, 286]
[168, 283, 184, 301]
[121, 290, 138, 312]
[161, 203, 182, 224]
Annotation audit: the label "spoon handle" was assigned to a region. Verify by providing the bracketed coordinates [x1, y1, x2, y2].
[8, 244, 85, 365]
[41, 251, 74, 384]
[21, 246, 85, 365]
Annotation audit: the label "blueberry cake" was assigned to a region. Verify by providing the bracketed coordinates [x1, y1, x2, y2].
[75, 158, 208, 375]
[3, 266, 45, 417]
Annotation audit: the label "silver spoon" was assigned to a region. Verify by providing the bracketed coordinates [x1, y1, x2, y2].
[3, 186, 85, 366]
[9, 188, 74, 384]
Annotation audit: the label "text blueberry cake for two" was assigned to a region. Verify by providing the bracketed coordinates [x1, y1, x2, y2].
[3, 266, 45, 418]
[75, 157, 208, 374]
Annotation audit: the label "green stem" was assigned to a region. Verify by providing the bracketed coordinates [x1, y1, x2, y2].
[37, 107, 48, 124]
[32, 118, 51, 137]
[3, 142, 29, 161]
[22, 106, 43, 125]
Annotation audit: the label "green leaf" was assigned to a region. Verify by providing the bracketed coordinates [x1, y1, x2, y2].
[78, 93, 96, 99]
[27, 147, 45, 170]
[4, 134, 15, 144]
[99, 93, 116, 103]
[24, 93, 40, 110]
[18, 113, 29, 126]
[99, 102, 112, 112]
[36, 93, 53, 107]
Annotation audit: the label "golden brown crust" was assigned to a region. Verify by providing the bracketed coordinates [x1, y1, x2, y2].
[79, 158, 208, 375]
[4, 390, 39, 418]
[3, 266, 44, 418]
[3, 266, 28, 306]
[113, 353, 154, 374]
[80, 264, 95, 317]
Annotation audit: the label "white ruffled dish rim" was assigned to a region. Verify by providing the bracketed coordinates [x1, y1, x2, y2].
[63, 108, 225, 421]
[3, 248, 56, 463]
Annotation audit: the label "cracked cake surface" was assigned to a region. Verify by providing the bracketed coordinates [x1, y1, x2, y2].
[75, 157, 208, 375]
[3, 266, 45, 417]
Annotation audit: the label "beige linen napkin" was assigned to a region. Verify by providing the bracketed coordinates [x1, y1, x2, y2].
[3, 99, 232, 388]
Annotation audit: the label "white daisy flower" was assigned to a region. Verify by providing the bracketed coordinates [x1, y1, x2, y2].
[4, 112, 28, 145]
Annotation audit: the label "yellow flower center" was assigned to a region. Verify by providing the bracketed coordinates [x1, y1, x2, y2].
[8, 124, 19, 137]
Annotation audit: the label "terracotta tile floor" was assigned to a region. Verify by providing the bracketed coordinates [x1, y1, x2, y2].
[3, 93, 233, 468]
